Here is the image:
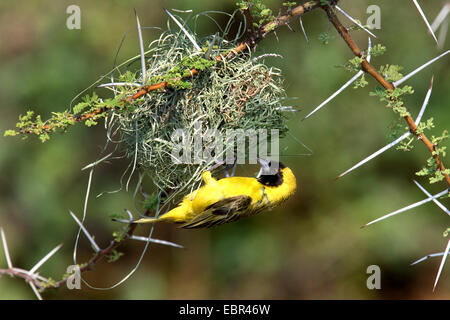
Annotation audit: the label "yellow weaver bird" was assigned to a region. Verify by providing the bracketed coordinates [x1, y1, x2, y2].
[133, 159, 297, 228]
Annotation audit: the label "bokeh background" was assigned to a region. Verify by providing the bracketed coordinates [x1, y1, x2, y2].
[0, 0, 449, 299]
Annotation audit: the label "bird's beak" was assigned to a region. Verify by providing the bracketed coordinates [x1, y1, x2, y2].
[257, 157, 270, 170]
[257, 157, 277, 177]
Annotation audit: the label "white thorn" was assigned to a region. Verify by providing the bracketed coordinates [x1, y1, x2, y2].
[125, 209, 134, 221]
[29, 281, 43, 300]
[69, 211, 101, 253]
[394, 50, 450, 87]
[305, 70, 363, 119]
[130, 235, 184, 248]
[414, 75, 433, 125]
[305, 38, 371, 119]
[437, 15, 449, 49]
[135, 12, 147, 84]
[335, 6, 377, 38]
[0, 228, 13, 269]
[411, 252, 450, 266]
[362, 189, 449, 228]
[338, 132, 411, 179]
[97, 82, 142, 88]
[205, 32, 218, 60]
[81, 152, 114, 171]
[299, 16, 309, 43]
[433, 238, 450, 291]
[275, 106, 297, 112]
[337, 75, 430, 179]
[413, 180, 449, 215]
[412, 0, 438, 44]
[28, 244, 63, 275]
[431, 4, 450, 31]
[165, 9, 201, 51]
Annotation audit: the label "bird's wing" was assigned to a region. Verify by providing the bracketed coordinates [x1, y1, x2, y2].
[180, 195, 252, 229]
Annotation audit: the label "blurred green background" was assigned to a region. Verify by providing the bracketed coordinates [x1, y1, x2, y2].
[0, 0, 449, 299]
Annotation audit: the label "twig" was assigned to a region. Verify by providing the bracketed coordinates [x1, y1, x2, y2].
[412, 0, 438, 44]
[323, 5, 450, 189]
[434, 238, 450, 291]
[361, 189, 449, 228]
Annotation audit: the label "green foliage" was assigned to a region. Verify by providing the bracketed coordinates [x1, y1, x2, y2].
[113, 229, 127, 242]
[40, 277, 57, 290]
[342, 56, 365, 73]
[431, 130, 449, 145]
[107, 249, 124, 263]
[236, 0, 274, 27]
[397, 136, 415, 152]
[370, 85, 414, 117]
[61, 263, 87, 281]
[4, 110, 76, 143]
[379, 64, 403, 82]
[444, 227, 450, 238]
[369, 44, 387, 57]
[143, 193, 159, 211]
[282, 2, 297, 8]
[320, 0, 332, 6]
[347, 19, 372, 33]
[415, 118, 434, 135]
[353, 74, 368, 89]
[318, 31, 332, 45]
[151, 54, 217, 90]
[416, 158, 450, 184]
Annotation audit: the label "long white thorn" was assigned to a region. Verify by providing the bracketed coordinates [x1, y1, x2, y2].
[304, 70, 363, 119]
[97, 82, 142, 88]
[0, 228, 13, 269]
[362, 189, 449, 228]
[431, 4, 450, 31]
[29, 282, 43, 300]
[337, 132, 411, 179]
[305, 38, 371, 120]
[414, 75, 433, 124]
[130, 235, 184, 248]
[335, 6, 376, 38]
[165, 9, 201, 51]
[433, 238, 450, 291]
[135, 12, 147, 84]
[81, 152, 114, 171]
[28, 244, 63, 275]
[299, 16, 309, 43]
[413, 180, 450, 215]
[412, 0, 438, 44]
[69, 211, 101, 252]
[275, 106, 298, 112]
[411, 252, 450, 266]
[394, 50, 450, 87]
[337, 75, 433, 179]
[437, 16, 449, 49]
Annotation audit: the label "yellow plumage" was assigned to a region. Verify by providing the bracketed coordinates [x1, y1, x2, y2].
[134, 162, 296, 228]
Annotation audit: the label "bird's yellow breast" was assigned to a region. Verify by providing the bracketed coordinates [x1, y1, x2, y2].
[185, 176, 264, 215]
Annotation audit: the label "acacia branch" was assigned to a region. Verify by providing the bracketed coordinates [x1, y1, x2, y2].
[323, 5, 450, 189]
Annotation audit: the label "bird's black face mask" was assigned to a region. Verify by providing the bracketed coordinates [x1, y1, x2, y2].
[257, 161, 286, 187]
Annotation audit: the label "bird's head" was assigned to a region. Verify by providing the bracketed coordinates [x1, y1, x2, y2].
[256, 158, 286, 187]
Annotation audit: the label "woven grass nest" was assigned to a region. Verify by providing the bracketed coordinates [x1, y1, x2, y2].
[108, 28, 289, 195]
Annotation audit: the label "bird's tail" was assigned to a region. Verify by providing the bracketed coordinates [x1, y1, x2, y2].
[132, 217, 160, 224]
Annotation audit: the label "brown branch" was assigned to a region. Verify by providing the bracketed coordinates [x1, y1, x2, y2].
[323, 5, 450, 188]
[0, 219, 138, 292]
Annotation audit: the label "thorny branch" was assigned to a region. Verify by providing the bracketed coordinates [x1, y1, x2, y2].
[323, 5, 450, 189]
